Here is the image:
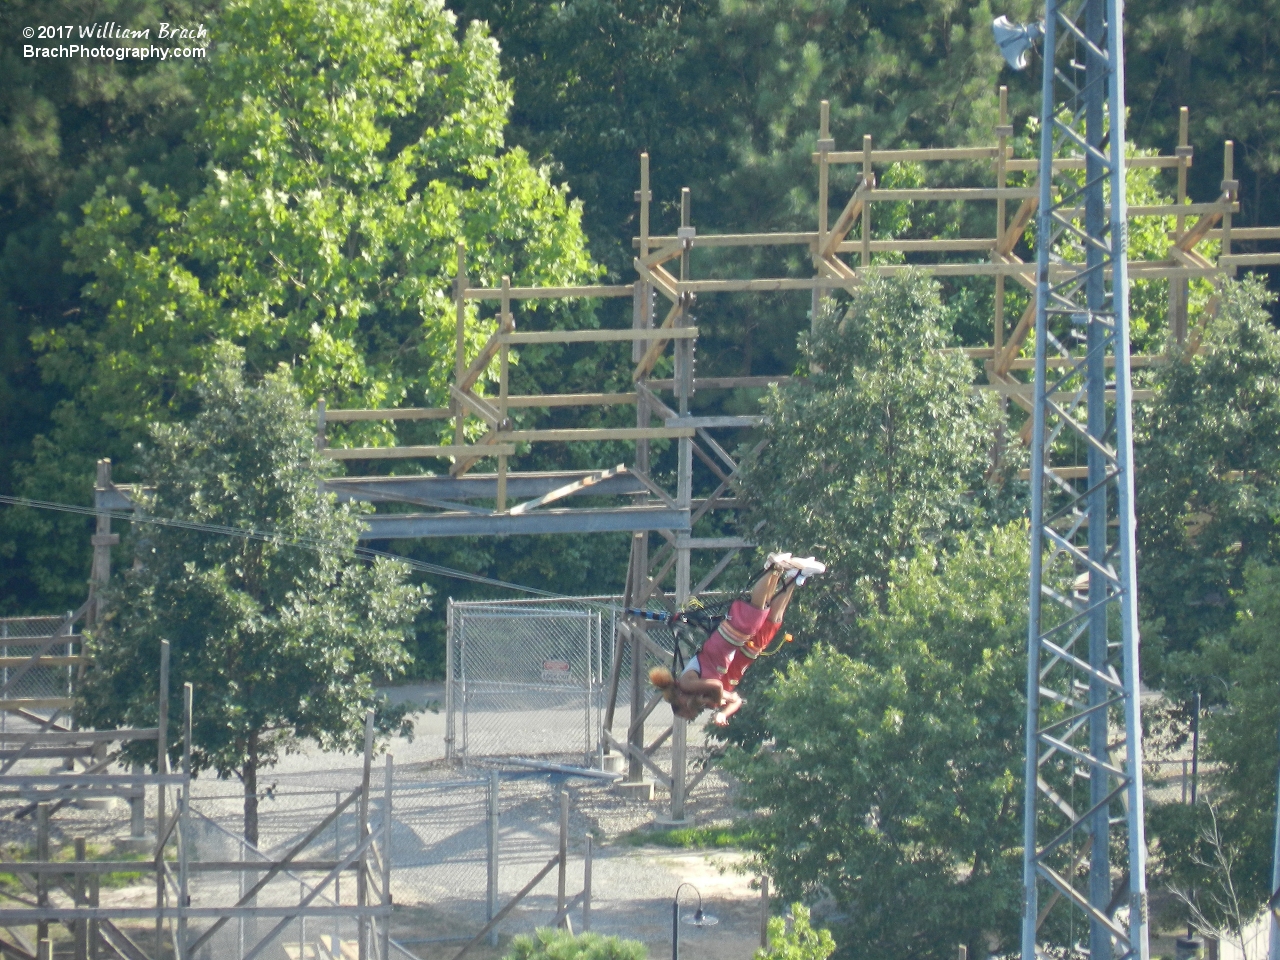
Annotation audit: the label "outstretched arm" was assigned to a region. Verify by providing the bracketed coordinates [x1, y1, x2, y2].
[677, 671, 726, 706]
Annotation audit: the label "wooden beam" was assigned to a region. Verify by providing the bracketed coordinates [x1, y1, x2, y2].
[324, 407, 452, 422]
[505, 393, 638, 408]
[636, 232, 816, 248]
[449, 386, 501, 427]
[457, 314, 516, 393]
[503, 427, 694, 442]
[999, 194, 1039, 256]
[498, 328, 697, 345]
[866, 187, 1037, 202]
[817, 146, 1009, 163]
[632, 300, 685, 382]
[322, 444, 515, 461]
[820, 177, 873, 257]
[507, 465, 628, 516]
[648, 375, 791, 390]
[462, 284, 634, 301]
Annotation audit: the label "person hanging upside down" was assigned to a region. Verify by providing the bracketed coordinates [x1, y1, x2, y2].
[649, 553, 824, 725]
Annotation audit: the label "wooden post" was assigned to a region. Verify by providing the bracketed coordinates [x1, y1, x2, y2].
[454, 241, 469, 447]
[815, 100, 833, 329]
[36, 803, 50, 944]
[1222, 140, 1235, 273]
[315, 397, 327, 450]
[75, 835, 88, 960]
[358, 708, 374, 960]
[90, 854, 100, 960]
[497, 275, 512, 512]
[861, 135, 873, 267]
[557, 790, 569, 928]
[1171, 107, 1191, 341]
[89, 459, 119, 627]
[760, 876, 770, 948]
[995, 86, 1010, 353]
[155, 639, 169, 958]
[37, 939, 51, 960]
[639, 153, 652, 259]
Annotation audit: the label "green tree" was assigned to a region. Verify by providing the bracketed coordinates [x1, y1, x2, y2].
[1127, 0, 1280, 234]
[739, 271, 1009, 635]
[0, 0, 217, 611]
[78, 351, 428, 844]
[758, 904, 837, 960]
[1147, 563, 1280, 934]
[724, 524, 1029, 960]
[2, 0, 597, 616]
[1136, 277, 1280, 676]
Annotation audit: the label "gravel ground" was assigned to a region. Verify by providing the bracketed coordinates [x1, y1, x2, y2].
[0, 685, 766, 960]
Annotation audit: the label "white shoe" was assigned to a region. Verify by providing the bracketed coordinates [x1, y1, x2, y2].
[792, 556, 826, 577]
[765, 551, 793, 570]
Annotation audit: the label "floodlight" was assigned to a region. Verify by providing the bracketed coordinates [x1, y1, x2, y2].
[992, 15, 1044, 71]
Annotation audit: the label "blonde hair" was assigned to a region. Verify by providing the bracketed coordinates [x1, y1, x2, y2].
[649, 666, 678, 703]
[650, 665, 715, 719]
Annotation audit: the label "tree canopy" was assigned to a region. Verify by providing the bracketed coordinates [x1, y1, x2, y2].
[1136, 277, 1280, 677]
[724, 524, 1029, 960]
[739, 272, 1010, 633]
[78, 351, 427, 843]
[0, 0, 598, 615]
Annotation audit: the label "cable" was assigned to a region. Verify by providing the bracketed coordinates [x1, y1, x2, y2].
[0, 493, 583, 604]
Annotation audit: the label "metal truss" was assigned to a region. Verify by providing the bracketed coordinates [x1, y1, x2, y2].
[1020, 1, 1149, 960]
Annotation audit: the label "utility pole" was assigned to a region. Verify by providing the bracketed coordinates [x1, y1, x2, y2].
[1020, 0, 1150, 957]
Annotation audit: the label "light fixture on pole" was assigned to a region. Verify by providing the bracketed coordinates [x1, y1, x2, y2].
[991, 15, 1044, 71]
[672, 883, 718, 960]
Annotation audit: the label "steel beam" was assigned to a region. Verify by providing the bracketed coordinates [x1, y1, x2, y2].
[1021, 2, 1149, 960]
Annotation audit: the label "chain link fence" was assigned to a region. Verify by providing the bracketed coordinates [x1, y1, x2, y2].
[446, 599, 616, 766]
[445, 596, 702, 773]
[0, 615, 81, 731]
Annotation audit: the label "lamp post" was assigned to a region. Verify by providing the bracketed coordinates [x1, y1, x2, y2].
[672, 883, 718, 960]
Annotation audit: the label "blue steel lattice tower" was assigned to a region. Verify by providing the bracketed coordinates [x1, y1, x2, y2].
[1020, 0, 1150, 958]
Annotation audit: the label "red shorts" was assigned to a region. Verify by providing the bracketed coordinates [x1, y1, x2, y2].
[690, 612, 782, 691]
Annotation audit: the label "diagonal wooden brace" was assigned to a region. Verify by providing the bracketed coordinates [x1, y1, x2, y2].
[456, 314, 516, 394]
[449, 385, 502, 428]
[632, 300, 687, 382]
[819, 176, 874, 257]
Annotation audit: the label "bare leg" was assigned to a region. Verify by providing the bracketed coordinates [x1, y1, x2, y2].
[749, 567, 784, 609]
[767, 580, 797, 624]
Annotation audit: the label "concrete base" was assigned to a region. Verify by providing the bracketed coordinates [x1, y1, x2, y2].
[653, 816, 692, 828]
[76, 797, 117, 811]
[601, 751, 624, 774]
[115, 834, 156, 855]
[614, 780, 654, 801]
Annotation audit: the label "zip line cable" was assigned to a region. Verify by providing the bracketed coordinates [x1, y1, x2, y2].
[0, 493, 583, 603]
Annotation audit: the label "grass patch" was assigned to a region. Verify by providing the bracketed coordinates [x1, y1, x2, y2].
[0, 842, 152, 890]
[618, 824, 757, 849]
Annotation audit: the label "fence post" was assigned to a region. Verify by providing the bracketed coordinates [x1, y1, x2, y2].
[358, 709, 374, 960]
[445, 600, 456, 760]
[557, 790, 569, 930]
[382, 754, 393, 960]
[75, 836, 87, 960]
[37, 802, 49, 944]
[488, 771, 500, 946]
[583, 835, 593, 932]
